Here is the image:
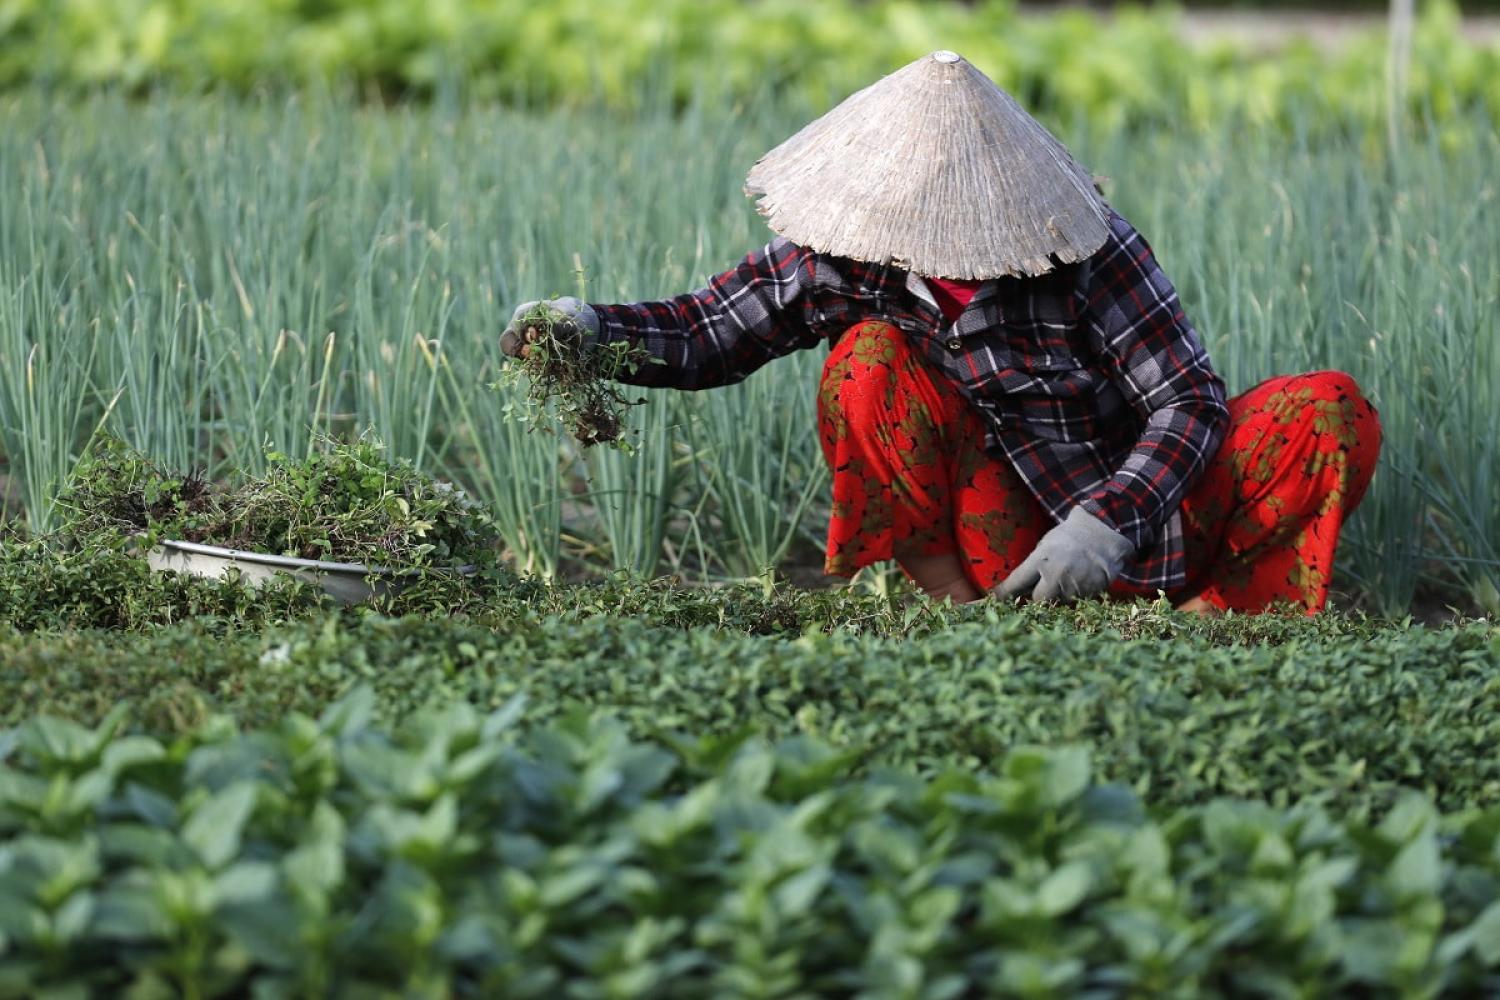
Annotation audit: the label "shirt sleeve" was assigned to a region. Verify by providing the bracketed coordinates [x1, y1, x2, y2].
[1076, 213, 1230, 552]
[586, 237, 823, 391]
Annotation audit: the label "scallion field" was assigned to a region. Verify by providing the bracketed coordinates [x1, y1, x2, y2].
[1, 1, 1499, 995]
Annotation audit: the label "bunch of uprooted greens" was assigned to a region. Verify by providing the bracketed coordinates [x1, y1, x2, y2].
[502, 302, 656, 448]
[55, 436, 500, 569]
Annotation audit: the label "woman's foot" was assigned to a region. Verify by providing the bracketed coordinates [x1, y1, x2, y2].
[898, 552, 984, 603]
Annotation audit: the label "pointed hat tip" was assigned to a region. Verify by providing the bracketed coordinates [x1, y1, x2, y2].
[745, 45, 1111, 279]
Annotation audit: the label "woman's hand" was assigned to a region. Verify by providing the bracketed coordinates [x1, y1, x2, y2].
[500, 297, 600, 359]
[992, 506, 1135, 603]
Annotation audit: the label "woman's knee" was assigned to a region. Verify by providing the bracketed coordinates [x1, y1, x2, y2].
[1269, 370, 1379, 437]
[1312, 372, 1381, 502]
[1272, 370, 1383, 509]
[1303, 370, 1370, 407]
[1308, 371, 1381, 447]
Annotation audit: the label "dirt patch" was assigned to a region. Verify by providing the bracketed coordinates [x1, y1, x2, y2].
[0, 473, 15, 517]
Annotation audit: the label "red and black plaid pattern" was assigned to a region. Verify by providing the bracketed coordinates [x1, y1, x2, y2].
[588, 209, 1230, 590]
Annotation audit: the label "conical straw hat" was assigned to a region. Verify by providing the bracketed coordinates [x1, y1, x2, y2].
[744, 50, 1110, 279]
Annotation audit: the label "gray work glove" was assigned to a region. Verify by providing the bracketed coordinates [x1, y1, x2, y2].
[992, 506, 1136, 603]
[500, 296, 600, 359]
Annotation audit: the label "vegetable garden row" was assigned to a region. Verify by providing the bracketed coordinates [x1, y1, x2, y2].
[6, 698, 1500, 997]
[2, 564, 1499, 996]
[4, 570, 1498, 815]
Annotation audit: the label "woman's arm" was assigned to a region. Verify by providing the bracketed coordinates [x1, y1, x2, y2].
[1076, 213, 1230, 554]
[585, 237, 824, 391]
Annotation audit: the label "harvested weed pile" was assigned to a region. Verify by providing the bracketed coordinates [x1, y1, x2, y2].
[56, 437, 500, 569]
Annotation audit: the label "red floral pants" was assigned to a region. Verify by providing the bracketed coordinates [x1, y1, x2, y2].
[818, 321, 1382, 614]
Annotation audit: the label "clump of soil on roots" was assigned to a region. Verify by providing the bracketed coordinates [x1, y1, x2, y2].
[508, 303, 652, 449]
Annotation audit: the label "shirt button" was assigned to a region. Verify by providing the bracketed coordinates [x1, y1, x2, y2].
[945, 337, 963, 351]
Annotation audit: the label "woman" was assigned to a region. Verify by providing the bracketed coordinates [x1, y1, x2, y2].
[501, 51, 1381, 614]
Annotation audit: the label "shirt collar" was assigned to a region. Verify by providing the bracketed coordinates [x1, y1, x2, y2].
[905, 271, 999, 311]
[904, 270, 938, 310]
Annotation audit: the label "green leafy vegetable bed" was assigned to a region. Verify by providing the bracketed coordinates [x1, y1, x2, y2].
[4, 600, 1496, 815]
[3, 696, 1500, 998]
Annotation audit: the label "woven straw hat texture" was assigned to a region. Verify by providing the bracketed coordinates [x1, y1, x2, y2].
[744, 50, 1110, 279]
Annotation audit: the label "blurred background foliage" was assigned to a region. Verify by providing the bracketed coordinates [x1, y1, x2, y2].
[1044, 0, 1500, 7]
[0, 0, 1496, 131]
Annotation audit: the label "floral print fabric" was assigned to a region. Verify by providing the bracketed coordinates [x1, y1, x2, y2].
[818, 321, 1381, 614]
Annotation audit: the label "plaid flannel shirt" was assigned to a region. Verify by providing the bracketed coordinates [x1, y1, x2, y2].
[588, 209, 1230, 591]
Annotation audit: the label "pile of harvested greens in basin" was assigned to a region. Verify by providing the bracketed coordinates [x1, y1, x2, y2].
[56, 437, 500, 569]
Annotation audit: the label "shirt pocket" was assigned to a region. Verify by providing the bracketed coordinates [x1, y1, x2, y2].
[989, 335, 1102, 443]
[996, 296, 1084, 369]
